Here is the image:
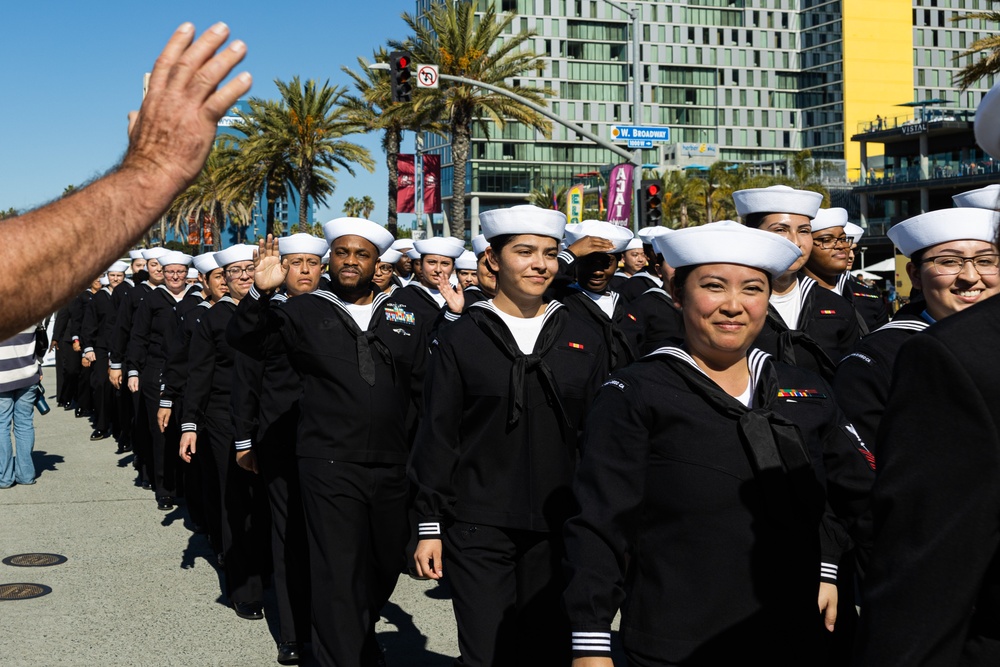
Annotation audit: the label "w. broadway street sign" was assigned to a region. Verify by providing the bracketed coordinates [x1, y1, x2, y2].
[611, 125, 671, 143]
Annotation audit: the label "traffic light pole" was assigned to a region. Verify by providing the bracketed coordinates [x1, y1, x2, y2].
[372, 63, 642, 227]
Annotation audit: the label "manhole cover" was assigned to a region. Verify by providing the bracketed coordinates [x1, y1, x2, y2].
[2, 553, 67, 567]
[0, 583, 52, 600]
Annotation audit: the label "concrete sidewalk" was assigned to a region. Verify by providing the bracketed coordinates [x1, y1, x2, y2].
[0, 400, 459, 666]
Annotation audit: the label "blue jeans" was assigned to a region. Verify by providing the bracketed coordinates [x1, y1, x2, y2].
[0, 385, 37, 486]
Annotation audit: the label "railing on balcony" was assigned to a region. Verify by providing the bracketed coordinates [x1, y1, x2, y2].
[849, 157, 1000, 186]
[856, 109, 974, 136]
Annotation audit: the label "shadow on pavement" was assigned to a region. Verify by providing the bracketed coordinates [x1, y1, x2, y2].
[379, 601, 454, 667]
[31, 450, 63, 478]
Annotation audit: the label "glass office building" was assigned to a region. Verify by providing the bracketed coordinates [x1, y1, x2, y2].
[414, 0, 999, 228]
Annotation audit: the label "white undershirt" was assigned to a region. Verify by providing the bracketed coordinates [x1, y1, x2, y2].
[344, 302, 375, 331]
[733, 377, 753, 408]
[582, 289, 615, 319]
[418, 284, 447, 308]
[769, 280, 802, 330]
[491, 304, 546, 354]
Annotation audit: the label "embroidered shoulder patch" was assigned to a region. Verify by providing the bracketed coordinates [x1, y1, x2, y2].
[844, 352, 874, 365]
[602, 378, 627, 392]
[384, 303, 415, 325]
[777, 388, 827, 399]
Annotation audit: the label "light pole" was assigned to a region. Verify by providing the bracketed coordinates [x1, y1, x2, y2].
[597, 0, 643, 231]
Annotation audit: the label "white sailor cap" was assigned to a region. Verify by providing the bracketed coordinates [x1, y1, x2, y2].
[390, 238, 414, 252]
[186, 268, 199, 279]
[406, 248, 421, 260]
[637, 225, 673, 246]
[975, 79, 1000, 160]
[471, 234, 489, 257]
[379, 248, 403, 264]
[657, 220, 802, 278]
[159, 251, 193, 267]
[455, 250, 478, 271]
[625, 237, 644, 251]
[845, 222, 865, 245]
[953, 184, 1000, 210]
[322, 217, 394, 255]
[128, 250, 145, 260]
[563, 220, 634, 254]
[811, 207, 849, 232]
[99, 275, 109, 286]
[141, 247, 169, 261]
[478, 205, 566, 241]
[733, 185, 824, 220]
[214, 244, 257, 268]
[191, 252, 219, 275]
[322, 250, 330, 264]
[108, 261, 129, 273]
[887, 208, 1000, 257]
[279, 233, 329, 257]
[650, 230, 678, 259]
[413, 236, 465, 259]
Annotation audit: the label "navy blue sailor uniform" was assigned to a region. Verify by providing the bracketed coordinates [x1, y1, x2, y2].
[226, 284, 427, 667]
[617, 270, 662, 303]
[855, 294, 1000, 666]
[181, 295, 272, 610]
[620, 285, 685, 355]
[409, 300, 607, 667]
[563, 346, 875, 666]
[229, 291, 311, 650]
[125, 285, 196, 503]
[110, 280, 154, 466]
[67, 289, 95, 414]
[753, 274, 862, 382]
[837, 273, 889, 333]
[80, 286, 117, 436]
[561, 285, 635, 373]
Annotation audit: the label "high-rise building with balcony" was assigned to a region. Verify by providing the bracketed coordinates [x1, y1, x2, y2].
[414, 0, 998, 234]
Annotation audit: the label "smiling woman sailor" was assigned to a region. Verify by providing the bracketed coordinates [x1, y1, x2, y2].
[409, 205, 608, 667]
[562, 221, 874, 667]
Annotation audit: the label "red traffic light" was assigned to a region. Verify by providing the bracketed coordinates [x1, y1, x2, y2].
[398, 56, 409, 68]
[646, 184, 660, 196]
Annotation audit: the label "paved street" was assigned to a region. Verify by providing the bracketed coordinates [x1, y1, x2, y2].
[0, 399, 460, 666]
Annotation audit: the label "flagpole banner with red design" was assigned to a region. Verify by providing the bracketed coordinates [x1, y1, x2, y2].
[605, 163, 634, 227]
[397, 154, 416, 213]
[423, 154, 441, 214]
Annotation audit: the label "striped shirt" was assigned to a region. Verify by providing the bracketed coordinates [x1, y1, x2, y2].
[0, 325, 41, 393]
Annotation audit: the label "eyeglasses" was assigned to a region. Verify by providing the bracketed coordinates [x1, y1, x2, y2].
[163, 270, 187, 277]
[813, 235, 851, 250]
[225, 266, 256, 278]
[922, 254, 1000, 275]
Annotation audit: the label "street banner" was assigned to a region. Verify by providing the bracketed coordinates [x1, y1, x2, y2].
[566, 184, 584, 225]
[423, 154, 441, 214]
[397, 154, 415, 213]
[606, 163, 634, 227]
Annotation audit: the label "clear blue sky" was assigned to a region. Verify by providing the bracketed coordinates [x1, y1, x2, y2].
[0, 0, 422, 227]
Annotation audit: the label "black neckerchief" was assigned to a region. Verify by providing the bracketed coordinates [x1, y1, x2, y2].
[309, 289, 394, 386]
[649, 345, 821, 530]
[467, 301, 571, 432]
[568, 285, 634, 369]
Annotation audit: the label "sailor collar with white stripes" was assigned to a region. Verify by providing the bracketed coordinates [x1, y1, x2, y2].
[306, 288, 392, 331]
[469, 298, 564, 321]
[646, 345, 772, 408]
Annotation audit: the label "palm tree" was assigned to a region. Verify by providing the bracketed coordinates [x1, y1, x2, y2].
[342, 49, 447, 237]
[527, 184, 568, 211]
[235, 77, 376, 233]
[953, 4, 1000, 90]
[360, 195, 376, 218]
[167, 138, 254, 249]
[394, 1, 552, 241]
[343, 196, 363, 217]
[661, 171, 705, 228]
[228, 98, 296, 238]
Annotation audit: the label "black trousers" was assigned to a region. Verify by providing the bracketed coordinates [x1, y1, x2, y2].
[204, 412, 271, 605]
[139, 366, 177, 500]
[130, 388, 152, 485]
[298, 459, 409, 667]
[89, 352, 114, 433]
[258, 435, 311, 645]
[115, 371, 134, 447]
[443, 523, 571, 667]
[58, 342, 80, 406]
[76, 363, 93, 412]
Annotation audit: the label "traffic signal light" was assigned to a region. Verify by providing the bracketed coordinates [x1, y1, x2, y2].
[389, 51, 413, 103]
[640, 179, 663, 226]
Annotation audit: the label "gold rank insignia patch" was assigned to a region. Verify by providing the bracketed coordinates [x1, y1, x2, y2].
[777, 388, 827, 398]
